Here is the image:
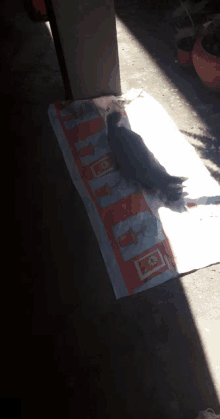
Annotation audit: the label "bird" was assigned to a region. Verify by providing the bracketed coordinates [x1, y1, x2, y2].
[107, 111, 187, 203]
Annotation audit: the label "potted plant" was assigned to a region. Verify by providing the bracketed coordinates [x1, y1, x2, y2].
[175, 26, 195, 66]
[192, 15, 220, 89]
[173, 0, 210, 65]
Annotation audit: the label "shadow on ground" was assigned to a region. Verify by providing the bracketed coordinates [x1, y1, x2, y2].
[5, 0, 220, 417]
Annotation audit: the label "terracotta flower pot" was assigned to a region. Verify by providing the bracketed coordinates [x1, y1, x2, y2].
[178, 49, 193, 65]
[177, 36, 194, 66]
[192, 36, 220, 89]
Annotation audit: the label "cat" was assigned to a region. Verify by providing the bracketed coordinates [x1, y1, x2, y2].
[107, 111, 187, 203]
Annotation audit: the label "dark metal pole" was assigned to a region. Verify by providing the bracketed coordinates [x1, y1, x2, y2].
[44, 0, 121, 101]
[44, 0, 73, 100]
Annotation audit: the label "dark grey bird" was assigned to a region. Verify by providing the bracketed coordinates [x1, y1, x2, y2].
[107, 111, 187, 203]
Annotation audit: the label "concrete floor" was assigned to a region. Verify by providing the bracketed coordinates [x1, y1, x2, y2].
[7, 0, 220, 417]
